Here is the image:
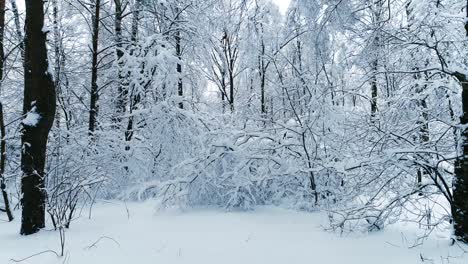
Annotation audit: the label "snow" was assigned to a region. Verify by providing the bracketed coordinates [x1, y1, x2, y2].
[22, 107, 41, 127]
[1, 202, 466, 264]
[42, 25, 50, 33]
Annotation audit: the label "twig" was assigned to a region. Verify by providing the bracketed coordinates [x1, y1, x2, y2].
[10, 250, 60, 263]
[84, 236, 120, 250]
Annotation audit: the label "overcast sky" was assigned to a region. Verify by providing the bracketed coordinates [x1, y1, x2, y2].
[271, 0, 291, 14]
[15, 1, 292, 15]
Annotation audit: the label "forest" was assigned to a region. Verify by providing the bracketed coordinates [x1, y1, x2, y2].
[0, 0, 468, 263]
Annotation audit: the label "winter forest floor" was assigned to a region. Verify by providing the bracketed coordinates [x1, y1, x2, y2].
[1, 202, 467, 264]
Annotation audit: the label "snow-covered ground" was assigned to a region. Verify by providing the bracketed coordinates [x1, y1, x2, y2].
[1, 202, 467, 264]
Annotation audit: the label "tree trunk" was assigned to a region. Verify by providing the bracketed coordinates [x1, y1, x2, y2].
[0, 0, 13, 222]
[370, 60, 378, 121]
[114, 0, 126, 122]
[10, 0, 24, 58]
[175, 6, 183, 109]
[454, 77, 468, 242]
[21, 0, 56, 235]
[125, 0, 141, 143]
[89, 0, 101, 135]
[259, 36, 266, 114]
[369, 0, 384, 122]
[0, 103, 13, 222]
[176, 29, 183, 109]
[52, 0, 63, 129]
[452, 1, 468, 243]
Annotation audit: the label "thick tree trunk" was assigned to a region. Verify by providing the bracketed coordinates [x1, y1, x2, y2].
[452, 1, 468, 243]
[89, 0, 101, 135]
[21, 0, 56, 235]
[454, 78, 468, 242]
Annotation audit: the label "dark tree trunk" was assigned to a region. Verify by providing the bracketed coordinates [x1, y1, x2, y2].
[370, 58, 378, 121]
[452, 1, 468, 243]
[51, 0, 71, 131]
[221, 30, 236, 112]
[174, 6, 183, 109]
[176, 29, 183, 109]
[370, 1, 383, 122]
[259, 36, 266, 114]
[114, 0, 126, 122]
[21, 0, 56, 235]
[229, 69, 234, 112]
[454, 77, 468, 243]
[465, 0, 468, 37]
[89, 0, 101, 135]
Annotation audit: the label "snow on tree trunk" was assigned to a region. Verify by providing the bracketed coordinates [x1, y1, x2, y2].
[89, 0, 101, 135]
[21, 0, 56, 235]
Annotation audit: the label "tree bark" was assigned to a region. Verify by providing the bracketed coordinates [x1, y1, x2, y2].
[125, 0, 141, 143]
[452, 0, 468, 243]
[174, 5, 183, 109]
[10, 0, 24, 58]
[0, 0, 13, 222]
[370, 59, 378, 121]
[21, 0, 56, 235]
[176, 29, 183, 109]
[89, 0, 101, 135]
[454, 76, 468, 242]
[0, 103, 13, 222]
[114, 0, 126, 122]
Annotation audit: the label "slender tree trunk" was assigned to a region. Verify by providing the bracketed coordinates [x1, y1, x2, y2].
[0, 0, 12, 222]
[51, 0, 71, 131]
[465, 0, 468, 37]
[89, 0, 101, 135]
[259, 37, 266, 114]
[10, 0, 24, 57]
[369, 0, 384, 122]
[174, 6, 183, 109]
[0, 103, 13, 221]
[229, 69, 234, 112]
[125, 0, 141, 143]
[176, 29, 183, 109]
[52, 0, 62, 129]
[222, 31, 235, 112]
[114, 0, 126, 123]
[370, 59, 378, 121]
[21, 0, 56, 235]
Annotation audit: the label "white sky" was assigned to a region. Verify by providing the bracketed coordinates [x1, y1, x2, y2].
[16, 1, 292, 15]
[271, 0, 291, 14]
